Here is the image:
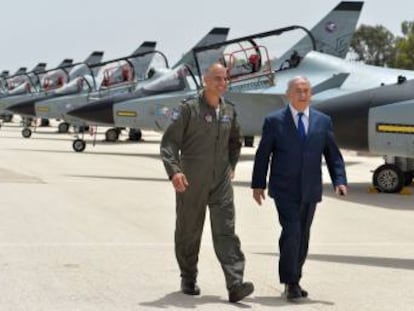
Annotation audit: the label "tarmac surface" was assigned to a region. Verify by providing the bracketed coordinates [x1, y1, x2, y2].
[0, 119, 413, 311]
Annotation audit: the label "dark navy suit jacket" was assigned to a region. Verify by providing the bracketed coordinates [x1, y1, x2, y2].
[251, 106, 347, 203]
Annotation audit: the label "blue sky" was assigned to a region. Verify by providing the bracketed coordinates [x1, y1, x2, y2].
[1, 0, 413, 73]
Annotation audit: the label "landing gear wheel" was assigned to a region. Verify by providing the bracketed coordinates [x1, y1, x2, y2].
[373, 164, 405, 193]
[105, 128, 119, 142]
[22, 118, 32, 127]
[40, 118, 50, 127]
[78, 126, 90, 133]
[22, 128, 32, 138]
[73, 139, 86, 152]
[244, 136, 254, 147]
[128, 128, 142, 141]
[58, 122, 70, 133]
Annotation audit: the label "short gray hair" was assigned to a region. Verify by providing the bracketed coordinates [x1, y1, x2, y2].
[286, 76, 310, 92]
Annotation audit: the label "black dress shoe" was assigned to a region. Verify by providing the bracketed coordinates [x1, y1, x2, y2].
[180, 279, 200, 295]
[284, 283, 302, 301]
[229, 281, 254, 303]
[297, 284, 308, 298]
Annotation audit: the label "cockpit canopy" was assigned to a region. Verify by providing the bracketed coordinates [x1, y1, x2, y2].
[136, 65, 196, 96]
[96, 62, 134, 89]
[41, 69, 68, 91]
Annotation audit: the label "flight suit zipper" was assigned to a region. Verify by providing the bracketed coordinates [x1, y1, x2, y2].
[212, 107, 222, 182]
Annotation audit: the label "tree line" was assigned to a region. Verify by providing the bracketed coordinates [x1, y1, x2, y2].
[350, 21, 414, 69]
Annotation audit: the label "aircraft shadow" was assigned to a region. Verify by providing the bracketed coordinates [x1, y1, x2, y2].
[73, 139, 145, 146]
[0, 133, 158, 144]
[0, 127, 22, 133]
[255, 252, 414, 271]
[322, 182, 414, 211]
[67, 175, 167, 183]
[1, 135, 75, 142]
[7, 148, 161, 160]
[139, 291, 333, 309]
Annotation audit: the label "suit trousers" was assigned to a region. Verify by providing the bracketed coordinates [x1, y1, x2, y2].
[274, 199, 317, 284]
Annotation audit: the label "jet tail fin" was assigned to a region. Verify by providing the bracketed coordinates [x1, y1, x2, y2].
[14, 67, 27, 75]
[130, 41, 157, 56]
[31, 62, 47, 73]
[1, 70, 9, 78]
[57, 59, 74, 69]
[173, 27, 230, 75]
[276, 1, 363, 68]
[129, 41, 157, 80]
[84, 51, 104, 65]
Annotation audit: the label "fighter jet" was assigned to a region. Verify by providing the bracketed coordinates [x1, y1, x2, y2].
[67, 1, 363, 150]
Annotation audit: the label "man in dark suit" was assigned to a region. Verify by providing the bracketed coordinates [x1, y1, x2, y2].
[251, 76, 347, 301]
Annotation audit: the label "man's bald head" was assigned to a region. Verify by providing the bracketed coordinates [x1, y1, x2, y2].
[203, 62, 228, 100]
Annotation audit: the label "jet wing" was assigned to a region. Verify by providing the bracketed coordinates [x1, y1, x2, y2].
[224, 91, 287, 136]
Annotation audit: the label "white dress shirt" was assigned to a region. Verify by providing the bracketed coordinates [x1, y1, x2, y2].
[289, 104, 309, 134]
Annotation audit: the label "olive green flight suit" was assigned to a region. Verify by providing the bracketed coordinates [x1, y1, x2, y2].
[160, 92, 245, 290]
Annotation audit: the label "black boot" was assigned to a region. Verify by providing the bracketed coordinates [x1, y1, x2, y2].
[180, 279, 200, 295]
[228, 282, 254, 303]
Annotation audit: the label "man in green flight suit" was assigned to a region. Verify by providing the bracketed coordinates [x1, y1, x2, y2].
[160, 63, 254, 303]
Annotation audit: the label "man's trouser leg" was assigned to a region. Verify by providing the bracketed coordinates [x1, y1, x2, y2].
[175, 189, 208, 281]
[275, 199, 301, 284]
[298, 202, 317, 279]
[209, 178, 245, 290]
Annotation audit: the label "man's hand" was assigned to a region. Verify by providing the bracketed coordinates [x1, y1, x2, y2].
[253, 188, 266, 205]
[172, 173, 189, 193]
[335, 184, 348, 196]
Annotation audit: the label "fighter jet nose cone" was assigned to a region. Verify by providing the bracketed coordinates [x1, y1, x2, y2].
[8, 100, 36, 117]
[68, 99, 114, 124]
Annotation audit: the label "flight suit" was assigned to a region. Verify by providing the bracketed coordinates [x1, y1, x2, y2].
[160, 92, 245, 290]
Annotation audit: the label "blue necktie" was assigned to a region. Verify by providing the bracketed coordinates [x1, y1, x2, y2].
[297, 112, 306, 143]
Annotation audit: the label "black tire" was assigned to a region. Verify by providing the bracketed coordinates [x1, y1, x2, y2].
[373, 164, 405, 193]
[58, 122, 70, 133]
[40, 118, 50, 127]
[22, 128, 32, 138]
[72, 139, 86, 152]
[128, 128, 142, 141]
[244, 136, 254, 147]
[105, 128, 119, 142]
